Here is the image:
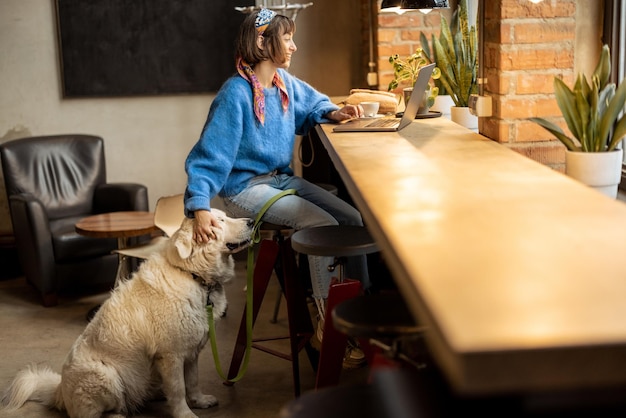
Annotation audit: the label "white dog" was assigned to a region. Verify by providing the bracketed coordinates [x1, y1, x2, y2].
[2, 210, 254, 418]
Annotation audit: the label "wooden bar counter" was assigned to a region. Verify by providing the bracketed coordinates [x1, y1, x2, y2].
[315, 118, 626, 396]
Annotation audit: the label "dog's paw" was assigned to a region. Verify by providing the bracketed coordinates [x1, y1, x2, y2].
[189, 394, 218, 409]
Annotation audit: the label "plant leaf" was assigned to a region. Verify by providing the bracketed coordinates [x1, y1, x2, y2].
[592, 45, 611, 90]
[554, 77, 584, 144]
[598, 78, 626, 149]
[576, 74, 593, 149]
[608, 113, 626, 151]
[530, 117, 580, 151]
[420, 32, 432, 62]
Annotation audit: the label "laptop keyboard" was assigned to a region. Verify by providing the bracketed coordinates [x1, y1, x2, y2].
[366, 118, 399, 127]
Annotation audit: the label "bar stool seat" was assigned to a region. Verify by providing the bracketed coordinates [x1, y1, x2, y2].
[291, 225, 378, 257]
[332, 292, 427, 372]
[332, 293, 424, 339]
[290, 225, 379, 389]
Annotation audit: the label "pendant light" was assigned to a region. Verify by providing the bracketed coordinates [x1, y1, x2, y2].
[381, 0, 449, 14]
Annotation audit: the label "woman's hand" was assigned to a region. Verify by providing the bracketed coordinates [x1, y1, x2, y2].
[192, 210, 221, 242]
[326, 104, 363, 122]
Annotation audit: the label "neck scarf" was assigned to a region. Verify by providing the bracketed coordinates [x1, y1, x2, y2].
[237, 57, 289, 125]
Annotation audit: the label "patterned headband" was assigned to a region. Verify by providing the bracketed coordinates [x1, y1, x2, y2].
[255, 8, 276, 34]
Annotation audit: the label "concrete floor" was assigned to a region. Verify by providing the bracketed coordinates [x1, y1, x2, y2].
[0, 252, 368, 418]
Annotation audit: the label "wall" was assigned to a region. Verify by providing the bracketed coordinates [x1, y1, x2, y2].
[482, 0, 602, 170]
[0, 0, 361, 236]
[376, 4, 453, 92]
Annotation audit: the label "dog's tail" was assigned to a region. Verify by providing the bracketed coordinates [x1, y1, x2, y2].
[1, 363, 63, 411]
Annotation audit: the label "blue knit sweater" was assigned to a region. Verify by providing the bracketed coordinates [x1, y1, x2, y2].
[184, 69, 338, 214]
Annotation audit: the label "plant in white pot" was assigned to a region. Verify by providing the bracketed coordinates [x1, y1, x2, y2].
[387, 48, 441, 114]
[422, 0, 478, 129]
[419, 31, 454, 119]
[531, 44, 626, 198]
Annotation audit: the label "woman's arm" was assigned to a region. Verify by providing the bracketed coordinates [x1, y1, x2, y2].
[184, 78, 249, 215]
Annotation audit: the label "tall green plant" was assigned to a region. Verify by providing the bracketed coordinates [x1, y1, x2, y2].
[531, 45, 626, 152]
[421, 0, 477, 107]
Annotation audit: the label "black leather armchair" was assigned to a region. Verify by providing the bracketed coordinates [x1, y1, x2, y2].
[0, 134, 149, 306]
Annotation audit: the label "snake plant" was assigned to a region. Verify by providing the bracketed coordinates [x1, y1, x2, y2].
[531, 45, 626, 152]
[421, 0, 477, 107]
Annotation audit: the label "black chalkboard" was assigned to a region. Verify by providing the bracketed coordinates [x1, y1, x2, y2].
[55, 0, 254, 97]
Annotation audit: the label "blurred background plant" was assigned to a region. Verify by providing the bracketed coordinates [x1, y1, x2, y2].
[420, 0, 477, 107]
[531, 44, 626, 152]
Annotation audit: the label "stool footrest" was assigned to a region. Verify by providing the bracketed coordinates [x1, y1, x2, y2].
[252, 334, 313, 361]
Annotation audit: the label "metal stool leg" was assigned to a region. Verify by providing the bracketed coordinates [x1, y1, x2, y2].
[314, 278, 361, 389]
[225, 235, 316, 397]
[274, 236, 317, 396]
[225, 239, 279, 384]
[270, 287, 282, 323]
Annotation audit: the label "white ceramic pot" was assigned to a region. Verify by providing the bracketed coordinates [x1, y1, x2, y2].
[565, 149, 623, 198]
[430, 94, 454, 119]
[450, 106, 478, 132]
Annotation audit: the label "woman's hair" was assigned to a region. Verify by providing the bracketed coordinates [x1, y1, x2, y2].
[235, 11, 296, 66]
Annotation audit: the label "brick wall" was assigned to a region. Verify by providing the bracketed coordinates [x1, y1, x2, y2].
[376, 0, 577, 171]
[376, 8, 450, 92]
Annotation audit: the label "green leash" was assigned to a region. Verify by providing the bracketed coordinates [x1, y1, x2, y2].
[207, 189, 297, 383]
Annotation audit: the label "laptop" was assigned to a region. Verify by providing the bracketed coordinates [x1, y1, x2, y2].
[333, 63, 435, 133]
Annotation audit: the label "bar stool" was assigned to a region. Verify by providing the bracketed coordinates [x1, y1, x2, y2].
[225, 222, 317, 397]
[290, 225, 379, 389]
[332, 292, 427, 372]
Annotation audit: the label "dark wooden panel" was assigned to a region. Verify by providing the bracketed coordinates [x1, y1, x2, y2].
[55, 0, 254, 97]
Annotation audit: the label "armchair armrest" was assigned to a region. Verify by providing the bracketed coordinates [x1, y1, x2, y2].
[94, 183, 149, 213]
[9, 193, 56, 295]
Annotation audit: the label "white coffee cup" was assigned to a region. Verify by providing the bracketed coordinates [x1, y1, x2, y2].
[360, 101, 380, 117]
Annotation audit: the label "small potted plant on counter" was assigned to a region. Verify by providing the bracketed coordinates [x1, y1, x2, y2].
[387, 48, 441, 114]
[531, 44, 626, 198]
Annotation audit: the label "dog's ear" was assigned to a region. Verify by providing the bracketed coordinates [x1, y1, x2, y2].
[172, 218, 194, 259]
[174, 236, 193, 259]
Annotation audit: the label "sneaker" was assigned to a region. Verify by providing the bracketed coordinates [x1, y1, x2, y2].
[342, 339, 366, 370]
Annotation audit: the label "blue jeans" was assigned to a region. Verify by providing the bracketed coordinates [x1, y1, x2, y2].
[222, 173, 370, 299]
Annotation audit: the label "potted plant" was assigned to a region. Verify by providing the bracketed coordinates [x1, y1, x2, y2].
[531, 44, 626, 198]
[419, 31, 454, 119]
[387, 48, 441, 114]
[421, 0, 478, 128]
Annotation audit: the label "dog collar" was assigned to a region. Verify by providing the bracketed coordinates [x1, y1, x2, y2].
[173, 269, 213, 307]
[188, 273, 214, 307]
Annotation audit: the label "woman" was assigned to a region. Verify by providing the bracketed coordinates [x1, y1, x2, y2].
[184, 8, 368, 367]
